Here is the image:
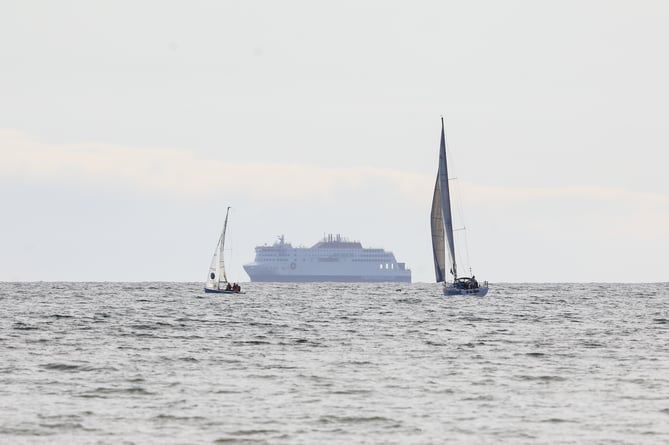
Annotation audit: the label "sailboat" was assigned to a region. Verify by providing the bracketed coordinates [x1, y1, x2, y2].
[431, 117, 489, 297]
[204, 207, 242, 294]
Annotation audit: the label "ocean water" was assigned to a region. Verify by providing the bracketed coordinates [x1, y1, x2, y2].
[1, 282, 668, 444]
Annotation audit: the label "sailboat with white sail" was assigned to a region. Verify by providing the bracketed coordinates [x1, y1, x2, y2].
[431, 118, 489, 296]
[204, 206, 243, 294]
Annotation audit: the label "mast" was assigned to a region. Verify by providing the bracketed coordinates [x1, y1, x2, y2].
[219, 206, 230, 286]
[438, 117, 457, 279]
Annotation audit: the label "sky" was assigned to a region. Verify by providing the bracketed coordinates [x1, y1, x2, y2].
[1, 0, 668, 283]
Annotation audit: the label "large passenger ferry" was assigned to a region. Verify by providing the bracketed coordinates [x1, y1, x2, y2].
[243, 234, 411, 282]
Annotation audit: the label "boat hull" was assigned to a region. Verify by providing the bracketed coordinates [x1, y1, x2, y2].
[442, 285, 489, 297]
[204, 288, 241, 294]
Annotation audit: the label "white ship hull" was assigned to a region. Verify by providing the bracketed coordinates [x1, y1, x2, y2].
[243, 266, 411, 283]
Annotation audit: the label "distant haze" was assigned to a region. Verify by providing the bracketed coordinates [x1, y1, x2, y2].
[2, 1, 668, 283]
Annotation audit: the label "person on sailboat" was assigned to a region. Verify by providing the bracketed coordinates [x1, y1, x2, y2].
[226, 283, 232, 291]
[471, 275, 478, 289]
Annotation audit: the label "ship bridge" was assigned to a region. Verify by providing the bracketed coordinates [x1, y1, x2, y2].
[312, 234, 362, 249]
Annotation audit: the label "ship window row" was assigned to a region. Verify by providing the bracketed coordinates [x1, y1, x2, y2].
[258, 250, 390, 258]
[352, 259, 396, 263]
[258, 255, 388, 262]
[259, 257, 393, 261]
[260, 255, 390, 260]
[257, 258, 399, 263]
[258, 250, 388, 254]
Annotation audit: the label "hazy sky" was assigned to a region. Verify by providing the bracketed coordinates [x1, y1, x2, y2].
[2, 1, 668, 283]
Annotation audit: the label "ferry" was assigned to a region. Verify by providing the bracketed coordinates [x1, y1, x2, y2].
[243, 234, 411, 283]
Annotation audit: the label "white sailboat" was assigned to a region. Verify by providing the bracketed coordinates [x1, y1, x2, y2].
[204, 207, 242, 294]
[431, 118, 489, 297]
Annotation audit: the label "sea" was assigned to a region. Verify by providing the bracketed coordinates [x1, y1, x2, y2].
[1, 282, 668, 444]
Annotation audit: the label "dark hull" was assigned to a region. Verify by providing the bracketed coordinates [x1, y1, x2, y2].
[203, 288, 241, 294]
[443, 286, 489, 297]
[245, 274, 411, 283]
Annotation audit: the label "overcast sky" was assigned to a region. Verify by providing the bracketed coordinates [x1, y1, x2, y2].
[2, 1, 668, 283]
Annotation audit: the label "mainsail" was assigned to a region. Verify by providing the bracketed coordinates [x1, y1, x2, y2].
[431, 118, 457, 282]
[205, 206, 230, 290]
[430, 177, 446, 282]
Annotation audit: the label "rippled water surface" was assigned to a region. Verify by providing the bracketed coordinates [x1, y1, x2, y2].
[1, 282, 668, 444]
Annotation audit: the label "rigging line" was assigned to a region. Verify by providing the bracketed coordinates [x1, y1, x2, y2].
[226, 208, 234, 268]
[462, 227, 472, 276]
[444, 123, 473, 276]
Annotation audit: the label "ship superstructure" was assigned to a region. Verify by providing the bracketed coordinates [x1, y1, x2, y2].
[243, 234, 411, 282]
